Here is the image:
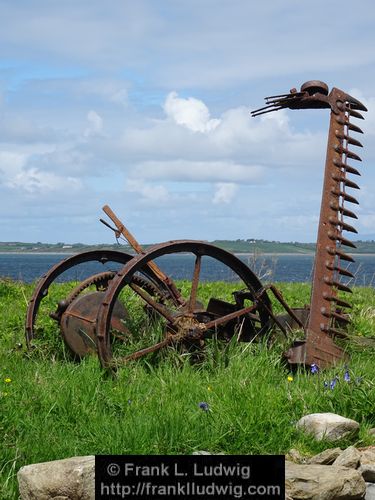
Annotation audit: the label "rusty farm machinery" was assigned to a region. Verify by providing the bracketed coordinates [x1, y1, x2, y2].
[25, 80, 367, 371]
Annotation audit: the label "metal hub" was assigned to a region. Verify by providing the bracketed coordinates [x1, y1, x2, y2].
[60, 291, 129, 358]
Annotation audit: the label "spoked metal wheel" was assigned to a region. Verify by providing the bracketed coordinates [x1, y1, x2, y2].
[95, 240, 273, 370]
[25, 250, 165, 357]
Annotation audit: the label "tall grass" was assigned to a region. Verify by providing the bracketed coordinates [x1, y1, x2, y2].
[0, 279, 374, 499]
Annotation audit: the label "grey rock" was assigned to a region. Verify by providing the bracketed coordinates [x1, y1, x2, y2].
[286, 461, 366, 500]
[359, 449, 375, 482]
[17, 455, 94, 500]
[308, 447, 343, 465]
[286, 448, 306, 463]
[358, 464, 375, 483]
[366, 482, 375, 500]
[296, 413, 360, 442]
[333, 446, 361, 469]
[192, 451, 212, 455]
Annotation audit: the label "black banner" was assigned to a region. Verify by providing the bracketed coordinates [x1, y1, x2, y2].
[95, 455, 284, 499]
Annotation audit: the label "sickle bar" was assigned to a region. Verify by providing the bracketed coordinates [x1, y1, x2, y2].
[252, 80, 367, 368]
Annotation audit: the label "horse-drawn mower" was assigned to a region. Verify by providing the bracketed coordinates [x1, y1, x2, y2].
[25, 80, 367, 371]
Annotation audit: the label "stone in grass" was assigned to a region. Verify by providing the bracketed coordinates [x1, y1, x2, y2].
[286, 461, 366, 500]
[366, 482, 375, 500]
[307, 447, 342, 465]
[17, 456, 94, 500]
[296, 413, 360, 442]
[333, 446, 361, 469]
[359, 449, 375, 482]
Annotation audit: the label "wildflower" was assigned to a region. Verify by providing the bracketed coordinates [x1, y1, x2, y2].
[344, 370, 350, 382]
[4, 378, 11, 383]
[287, 375, 293, 382]
[198, 402, 210, 412]
[310, 363, 319, 374]
[329, 376, 339, 390]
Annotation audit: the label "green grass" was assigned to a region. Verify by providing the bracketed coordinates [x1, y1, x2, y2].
[0, 279, 375, 499]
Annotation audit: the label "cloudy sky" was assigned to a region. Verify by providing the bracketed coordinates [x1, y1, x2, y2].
[1, 0, 375, 244]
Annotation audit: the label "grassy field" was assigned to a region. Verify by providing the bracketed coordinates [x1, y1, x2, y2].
[1, 279, 375, 498]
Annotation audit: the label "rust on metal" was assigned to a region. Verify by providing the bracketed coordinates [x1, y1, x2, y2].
[253, 80, 366, 367]
[25, 78, 366, 373]
[94, 240, 272, 368]
[101, 204, 185, 306]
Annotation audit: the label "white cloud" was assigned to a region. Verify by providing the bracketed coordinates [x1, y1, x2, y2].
[84, 110, 103, 137]
[213, 183, 238, 204]
[6, 167, 81, 194]
[164, 92, 220, 133]
[125, 179, 169, 204]
[1, 2, 375, 243]
[0, 151, 28, 177]
[77, 80, 128, 106]
[132, 160, 263, 184]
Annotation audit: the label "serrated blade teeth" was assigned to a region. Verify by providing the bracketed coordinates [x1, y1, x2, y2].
[326, 246, 355, 262]
[323, 277, 353, 293]
[331, 174, 360, 190]
[345, 165, 361, 176]
[346, 122, 364, 134]
[322, 326, 349, 338]
[329, 201, 358, 220]
[328, 231, 357, 248]
[339, 206, 358, 219]
[321, 308, 351, 324]
[346, 96, 368, 112]
[335, 117, 364, 133]
[328, 216, 358, 233]
[322, 293, 352, 309]
[335, 132, 363, 148]
[331, 189, 359, 205]
[334, 145, 362, 161]
[333, 158, 361, 176]
[347, 109, 365, 120]
[325, 261, 354, 277]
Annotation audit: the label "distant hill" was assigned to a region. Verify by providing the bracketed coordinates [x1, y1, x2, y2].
[1, 239, 375, 254]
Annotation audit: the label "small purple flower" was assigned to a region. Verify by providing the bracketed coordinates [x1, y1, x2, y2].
[344, 370, 350, 382]
[310, 363, 319, 374]
[198, 402, 210, 412]
[330, 376, 339, 390]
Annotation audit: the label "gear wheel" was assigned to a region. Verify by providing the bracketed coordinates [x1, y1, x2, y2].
[50, 270, 165, 323]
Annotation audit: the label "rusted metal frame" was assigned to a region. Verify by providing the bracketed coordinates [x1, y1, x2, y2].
[95, 240, 272, 369]
[252, 82, 366, 367]
[255, 284, 306, 336]
[102, 205, 185, 306]
[307, 96, 346, 337]
[48, 271, 117, 321]
[201, 302, 259, 331]
[25, 249, 135, 346]
[121, 334, 176, 363]
[188, 254, 202, 313]
[129, 282, 176, 324]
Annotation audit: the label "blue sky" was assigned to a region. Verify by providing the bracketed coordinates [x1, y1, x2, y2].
[1, 0, 375, 244]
